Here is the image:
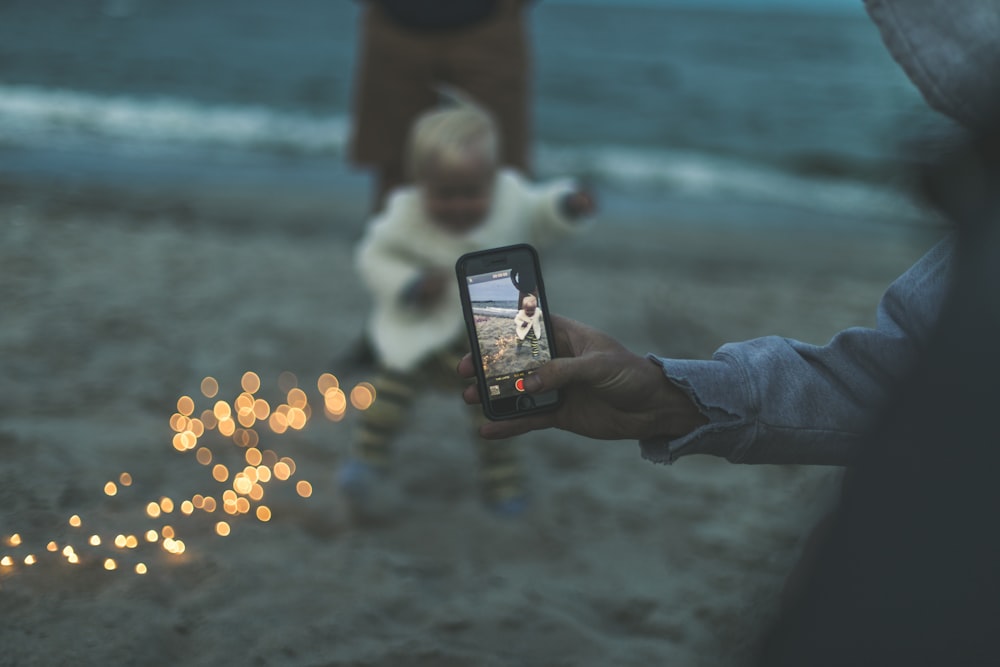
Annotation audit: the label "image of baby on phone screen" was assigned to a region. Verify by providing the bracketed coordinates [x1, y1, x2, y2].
[514, 294, 543, 358]
[339, 88, 596, 517]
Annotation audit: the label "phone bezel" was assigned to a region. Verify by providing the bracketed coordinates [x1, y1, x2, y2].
[456, 243, 561, 420]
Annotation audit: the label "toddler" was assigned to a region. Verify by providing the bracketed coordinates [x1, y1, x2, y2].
[338, 92, 595, 516]
[514, 294, 543, 358]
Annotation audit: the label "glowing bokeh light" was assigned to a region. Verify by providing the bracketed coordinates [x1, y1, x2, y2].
[249, 485, 264, 502]
[202, 497, 217, 513]
[213, 400, 231, 421]
[8, 534, 22, 547]
[69, 515, 82, 528]
[161, 526, 175, 539]
[296, 481, 313, 498]
[212, 464, 229, 483]
[177, 395, 195, 417]
[114, 535, 127, 549]
[287, 387, 308, 409]
[256, 466, 272, 483]
[1, 556, 13, 567]
[215, 521, 231, 537]
[46, 541, 58, 552]
[189, 419, 205, 438]
[233, 475, 252, 495]
[241, 371, 261, 394]
[181, 500, 194, 515]
[287, 407, 308, 430]
[252, 398, 270, 420]
[62, 546, 74, 557]
[201, 410, 218, 430]
[281, 457, 297, 476]
[201, 376, 219, 398]
[145, 530, 159, 543]
[125, 535, 139, 549]
[235, 498, 250, 514]
[218, 419, 236, 437]
[169, 413, 188, 432]
[135, 563, 148, 575]
[350, 382, 376, 410]
[317, 372, 339, 394]
[68, 553, 79, 564]
[196, 447, 213, 465]
[104, 558, 117, 571]
[24, 554, 36, 566]
[104, 481, 118, 496]
[119, 472, 133, 486]
[146, 502, 161, 519]
[89, 535, 101, 546]
[159, 497, 175, 514]
[273, 461, 291, 481]
[245, 448, 262, 466]
[256, 506, 272, 522]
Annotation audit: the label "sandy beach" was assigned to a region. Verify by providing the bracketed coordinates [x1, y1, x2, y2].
[0, 180, 942, 666]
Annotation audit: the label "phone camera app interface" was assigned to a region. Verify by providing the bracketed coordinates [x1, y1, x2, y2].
[467, 267, 551, 401]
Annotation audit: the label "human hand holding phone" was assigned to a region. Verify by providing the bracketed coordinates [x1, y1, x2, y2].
[458, 314, 707, 441]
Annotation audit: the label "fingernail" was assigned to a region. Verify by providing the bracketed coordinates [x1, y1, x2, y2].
[525, 373, 542, 392]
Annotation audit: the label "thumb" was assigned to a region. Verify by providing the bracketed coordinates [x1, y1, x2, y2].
[524, 356, 592, 394]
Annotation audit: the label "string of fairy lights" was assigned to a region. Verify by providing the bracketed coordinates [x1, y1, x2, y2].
[0, 371, 375, 580]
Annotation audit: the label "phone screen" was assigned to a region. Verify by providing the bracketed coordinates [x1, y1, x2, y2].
[457, 245, 559, 419]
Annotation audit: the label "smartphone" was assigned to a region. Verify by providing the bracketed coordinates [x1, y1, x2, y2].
[456, 244, 560, 420]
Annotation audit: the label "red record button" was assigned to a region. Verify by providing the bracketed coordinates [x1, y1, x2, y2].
[515, 378, 525, 392]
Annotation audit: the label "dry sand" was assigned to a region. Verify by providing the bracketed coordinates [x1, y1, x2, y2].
[0, 182, 942, 666]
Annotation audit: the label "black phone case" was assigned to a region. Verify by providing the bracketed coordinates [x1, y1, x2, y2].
[456, 243, 561, 420]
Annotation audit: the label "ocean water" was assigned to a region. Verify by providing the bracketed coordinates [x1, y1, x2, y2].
[0, 0, 950, 229]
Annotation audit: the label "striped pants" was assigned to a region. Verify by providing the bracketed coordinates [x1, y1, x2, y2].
[354, 339, 524, 505]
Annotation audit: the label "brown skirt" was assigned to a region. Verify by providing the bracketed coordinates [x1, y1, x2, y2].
[348, 0, 532, 175]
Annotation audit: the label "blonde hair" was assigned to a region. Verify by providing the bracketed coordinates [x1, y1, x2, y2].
[406, 88, 500, 181]
[521, 294, 537, 308]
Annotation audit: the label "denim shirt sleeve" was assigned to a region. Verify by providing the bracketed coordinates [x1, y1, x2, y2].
[639, 234, 954, 466]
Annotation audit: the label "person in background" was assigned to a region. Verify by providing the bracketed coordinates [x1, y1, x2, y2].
[349, 0, 534, 214]
[339, 92, 595, 517]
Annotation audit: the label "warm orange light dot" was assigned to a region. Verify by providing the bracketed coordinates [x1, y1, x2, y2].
[222, 490, 238, 504]
[317, 372, 339, 394]
[201, 376, 219, 398]
[159, 497, 174, 513]
[296, 480, 313, 498]
[169, 413, 188, 433]
[104, 481, 118, 496]
[161, 525, 175, 539]
[23, 554, 36, 566]
[114, 535, 127, 549]
[215, 521, 231, 537]
[62, 546, 74, 557]
[242, 467, 259, 484]
[162, 538, 177, 553]
[268, 412, 288, 434]
[8, 533, 22, 546]
[180, 431, 197, 450]
[125, 535, 139, 549]
[241, 371, 261, 394]
[0, 556, 13, 567]
[256, 506, 272, 522]
[146, 502, 161, 518]
[235, 498, 251, 514]
[192, 494, 205, 509]
[256, 466, 272, 483]
[69, 515, 82, 528]
[177, 395, 195, 416]
[189, 419, 205, 438]
[196, 447, 213, 466]
[119, 472, 132, 486]
[249, 484, 265, 502]
[172, 433, 187, 452]
[202, 497, 217, 513]
[287, 387, 308, 409]
[252, 398, 270, 420]
[281, 457, 297, 476]
[273, 461, 291, 481]
[104, 558, 117, 571]
[350, 382, 376, 410]
[213, 400, 231, 421]
[245, 448, 262, 466]
[201, 409, 218, 430]
[145, 530, 159, 542]
[68, 553, 80, 564]
[180, 500, 194, 515]
[324, 387, 347, 416]
[46, 541, 58, 552]
[135, 563, 148, 575]
[287, 407, 308, 430]
[218, 419, 236, 437]
[233, 475, 252, 495]
[89, 535, 101, 546]
[212, 464, 229, 483]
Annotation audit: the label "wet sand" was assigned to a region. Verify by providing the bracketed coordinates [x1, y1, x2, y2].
[0, 181, 942, 666]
